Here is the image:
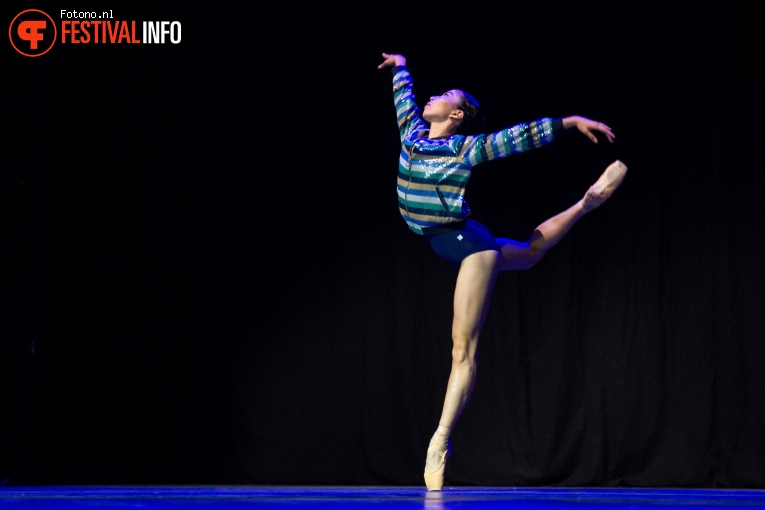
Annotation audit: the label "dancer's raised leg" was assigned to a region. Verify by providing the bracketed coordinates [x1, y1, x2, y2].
[497, 160, 627, 271]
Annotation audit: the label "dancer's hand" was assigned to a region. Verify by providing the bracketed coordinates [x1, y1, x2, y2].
[378, 52, 406, 69]
[563, 115, 615, 143]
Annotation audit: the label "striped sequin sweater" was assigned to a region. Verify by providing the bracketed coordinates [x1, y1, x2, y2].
[391, 65, 564, 235]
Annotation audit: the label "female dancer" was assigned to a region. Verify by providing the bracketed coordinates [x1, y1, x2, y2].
[378, 52, 627, 490]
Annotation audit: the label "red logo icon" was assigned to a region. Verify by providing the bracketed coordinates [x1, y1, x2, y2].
[9, 9, 57, 57]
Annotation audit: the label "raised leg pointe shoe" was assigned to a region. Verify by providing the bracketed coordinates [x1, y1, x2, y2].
[423, 440, 451, 491]
[583, 159, 628, 211]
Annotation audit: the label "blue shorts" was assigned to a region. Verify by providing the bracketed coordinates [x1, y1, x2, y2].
[422, 219, 501, 267]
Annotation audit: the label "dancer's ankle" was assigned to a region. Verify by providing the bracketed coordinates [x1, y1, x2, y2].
[436, 424, 451, 437]
[431, 425, 451, 445]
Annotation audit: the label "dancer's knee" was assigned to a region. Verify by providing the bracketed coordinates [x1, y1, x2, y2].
[521, 247, 545, 269]
[498, 239, 543, 270]
[450, 334, 477, 365]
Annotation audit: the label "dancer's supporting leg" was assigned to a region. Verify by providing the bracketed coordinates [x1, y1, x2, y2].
[425, 248, 500, 491]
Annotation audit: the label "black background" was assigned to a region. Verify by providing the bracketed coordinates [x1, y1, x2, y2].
[3, 2, 764, 487]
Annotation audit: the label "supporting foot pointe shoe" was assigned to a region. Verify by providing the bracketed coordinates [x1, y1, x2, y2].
[423, 440, 451, 491]
[583, 159, 628, 211]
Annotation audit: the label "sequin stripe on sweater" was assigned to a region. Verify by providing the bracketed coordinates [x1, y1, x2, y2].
[463, 119, 558, 166]
[392, 66, 428, 140]
[396, 157, 471, 230]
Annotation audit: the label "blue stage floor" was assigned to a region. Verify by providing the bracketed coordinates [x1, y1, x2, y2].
[1, 486, 764, 509]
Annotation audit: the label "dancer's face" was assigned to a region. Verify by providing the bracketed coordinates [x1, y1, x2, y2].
[423, 90, 465, 124]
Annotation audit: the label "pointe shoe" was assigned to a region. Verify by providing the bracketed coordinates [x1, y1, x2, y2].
[423, 440, 451, 491]
[582, 159, 628, 211]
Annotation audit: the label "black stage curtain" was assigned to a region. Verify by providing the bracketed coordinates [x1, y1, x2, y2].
[2, 3, 763, 487]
